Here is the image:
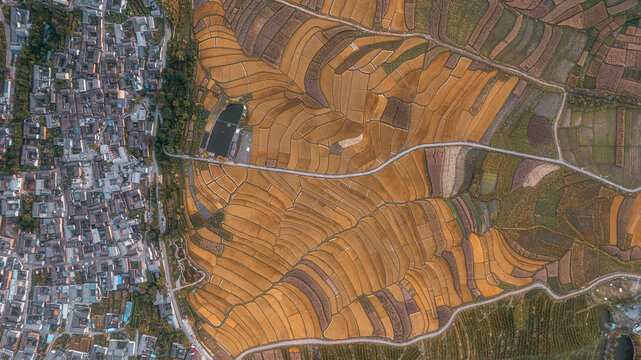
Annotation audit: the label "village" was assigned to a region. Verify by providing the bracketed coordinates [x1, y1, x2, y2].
[0, 0, 200, 359]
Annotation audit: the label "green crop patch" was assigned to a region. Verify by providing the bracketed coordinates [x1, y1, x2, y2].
[444, 198, 467, 236]
[414, 0, 434, 33]
[479, 9, 516, 58]
[479, 172, 497, 196]
[381, 42, 429, 74]
[534, 188, 563, 229]
[623, 67, 641, 82]
[445, 0, 488, 46]
[580, 0, 602, 10]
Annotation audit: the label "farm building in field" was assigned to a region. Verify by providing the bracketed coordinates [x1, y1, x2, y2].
[203, 102, 246, 158]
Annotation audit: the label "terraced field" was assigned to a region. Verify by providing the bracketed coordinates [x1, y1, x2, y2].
[184, 151, 558, 357]
[183, 145, 641, 359]
[244, 287, 609, 360]
[175, 0, 641, 358]
[558, 105, 641, 188]
[193, 0, 538, 174]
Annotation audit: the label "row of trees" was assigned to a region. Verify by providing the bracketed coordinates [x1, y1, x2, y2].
[155, 37, 208, 156]
[155, 0, 208, 158]
[150, 2, 212, 356]
[127, 274, 190, 358]
[19, 194, 38, 232]
[13, 2, 75, 121]
[3, 2, 76, 173]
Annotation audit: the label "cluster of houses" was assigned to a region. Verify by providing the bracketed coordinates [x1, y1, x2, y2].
[0, 175, 23, 218]
[0, 0, 198, 358]
[22, 8, 162, 171]
[38, 337, 200, 360]
[9, 8, 30, 55]
[0, 152, 174, 358]
[0, 228, 175, 359]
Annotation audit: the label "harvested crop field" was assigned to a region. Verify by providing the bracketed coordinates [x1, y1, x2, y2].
[511, 159, 559, 191]
[179, 0, 641, 358]
[193, 0, 534, 174]
[183, 148, 641, 358]
[184, 150, 559, 357]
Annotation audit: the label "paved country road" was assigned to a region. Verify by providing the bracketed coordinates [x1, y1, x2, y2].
[233, 272, 641, 360]
[164, 140, 641, 193]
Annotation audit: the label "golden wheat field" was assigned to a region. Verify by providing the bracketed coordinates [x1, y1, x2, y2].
[184, 151, 553, 356]
[193, 0, 520, 174]
[178, 0, 641, 358]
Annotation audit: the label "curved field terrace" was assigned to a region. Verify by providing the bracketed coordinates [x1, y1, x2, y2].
[172, 0, 641, 359]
